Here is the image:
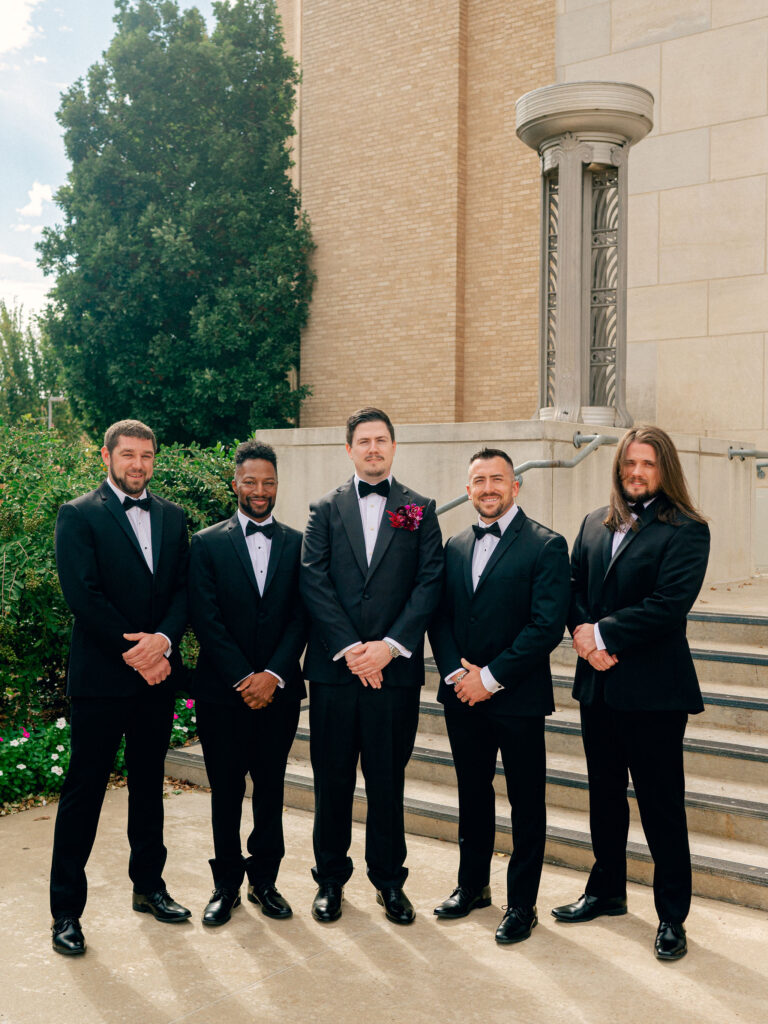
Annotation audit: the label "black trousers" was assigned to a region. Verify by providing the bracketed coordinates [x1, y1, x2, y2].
[444, 706, 546, 908]
[309, 681, 420, 890]
[580, 692, 691, 923]
[196, 693, 300, 891]
[49, 688, 175, 919]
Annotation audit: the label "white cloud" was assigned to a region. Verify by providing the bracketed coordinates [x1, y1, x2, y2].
[32, 54, 47, 63]
[59, 25, 72, 33]
[0, 252, 38, 271]
[17, 180, 52, 217]
[11, 223, 43, 234]
[0, 1, 44, 55]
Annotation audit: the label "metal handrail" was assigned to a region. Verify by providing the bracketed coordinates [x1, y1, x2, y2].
[756, 461, 768, 480]
[728, 447, 768, 461]
[436, 431, 618, 516]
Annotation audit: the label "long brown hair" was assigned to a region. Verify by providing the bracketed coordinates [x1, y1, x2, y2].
[604, 425, 707, 531]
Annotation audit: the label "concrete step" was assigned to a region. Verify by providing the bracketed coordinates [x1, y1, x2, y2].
[164, 743, 768, 911]
[686, 609, 768, 647]
[288, 713, 768, 847]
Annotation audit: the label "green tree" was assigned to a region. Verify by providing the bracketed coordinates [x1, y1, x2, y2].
[0, 301, 57, 425]
[37, 0, 314, 446]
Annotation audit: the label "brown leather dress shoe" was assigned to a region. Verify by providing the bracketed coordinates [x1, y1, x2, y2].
[434, 885, 492, 918]
[247, 883, 292, 919]
[52, 917, 86, 956]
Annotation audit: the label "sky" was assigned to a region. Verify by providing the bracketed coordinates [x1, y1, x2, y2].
[0, 0, 214, 323]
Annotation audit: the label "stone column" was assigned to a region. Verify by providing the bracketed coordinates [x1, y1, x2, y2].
[516, 82, 653, 426]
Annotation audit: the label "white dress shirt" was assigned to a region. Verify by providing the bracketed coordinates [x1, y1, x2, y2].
[446, 503, 520, 695]
[333, 474, 411, 662]
[237, 509, 284, 688]
[107, 476, 171, 656]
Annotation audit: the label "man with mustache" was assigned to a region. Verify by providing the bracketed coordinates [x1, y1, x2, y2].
[430, 448, 570, 944]
[300, 407, 443, 924]
[552, 425, 710, 962]
[50, 419, 190, 955]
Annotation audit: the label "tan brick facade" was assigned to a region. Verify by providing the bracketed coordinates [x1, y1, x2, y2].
[277, 1, 555, 427]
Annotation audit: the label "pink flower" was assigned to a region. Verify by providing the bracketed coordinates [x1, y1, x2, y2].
[173, 713, 179, 720]
[21, 728, 30, 738]
[185, 698, 194, 709]
[387, 504, 424, 532]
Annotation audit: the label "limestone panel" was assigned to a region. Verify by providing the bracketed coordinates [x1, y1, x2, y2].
[628, 129, 709, 195]
[612, 0, 710, 52]
[660, 22, 768, 133]
[627, 282, 708, 342]
[565, 0, 606, 11]
[555, 3, 611, 66]
[710, 117, 768, 181]
[659, 178, 766, 283]
[709, 277, 768, 337]
[712, 2, 768, 29]
[628, 192, 658, 288]
[560, 45, 660, 130]
[656, 335, 764, 433]
[626, 340, 657, 423]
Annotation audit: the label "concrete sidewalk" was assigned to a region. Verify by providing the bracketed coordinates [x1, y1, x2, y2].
[1, 786, 766, 1024]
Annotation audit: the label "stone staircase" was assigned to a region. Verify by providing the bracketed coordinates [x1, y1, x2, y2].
[166, 606, 768, 911]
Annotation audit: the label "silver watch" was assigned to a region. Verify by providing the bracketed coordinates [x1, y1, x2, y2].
[385, 641, 401, 660]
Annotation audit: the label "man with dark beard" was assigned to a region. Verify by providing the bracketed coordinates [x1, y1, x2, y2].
[551, 426, 710, 962]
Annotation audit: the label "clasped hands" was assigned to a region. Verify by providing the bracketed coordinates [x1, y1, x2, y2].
[572, 623, 618, 672]
[122, 632, 171, 685]
[345, 641, 393, 689]
[235, 671, 279, 709]
[454, 658, 492, 706]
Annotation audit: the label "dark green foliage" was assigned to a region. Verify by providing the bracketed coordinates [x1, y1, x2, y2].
[0, 301, 66, 427]
[0, 421, 234, 725]
[37, 0, 314, 446]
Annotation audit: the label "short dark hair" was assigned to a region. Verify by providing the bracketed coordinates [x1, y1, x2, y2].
[234, 439, 277, 473]
[346, 407, 395, 446]
[103, 419, 157, 455]
[468, 447, 515, 472]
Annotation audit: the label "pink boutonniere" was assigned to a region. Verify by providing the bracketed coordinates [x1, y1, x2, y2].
[387, 504, 424, 532]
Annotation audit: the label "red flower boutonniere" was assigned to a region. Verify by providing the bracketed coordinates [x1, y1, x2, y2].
[387, 504, 424, 532]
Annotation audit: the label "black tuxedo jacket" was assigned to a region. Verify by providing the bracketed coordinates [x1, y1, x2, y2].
[300, 476, 443, 687]
[189, 514, 307, 705]
[569, 497, 710, 713]
[55, 480, 189, 698]
[430, 509, 570, 717]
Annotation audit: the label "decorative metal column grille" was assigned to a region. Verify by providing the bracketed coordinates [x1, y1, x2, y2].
[544, 171, 559, 408]
[588, 168, 619, 407]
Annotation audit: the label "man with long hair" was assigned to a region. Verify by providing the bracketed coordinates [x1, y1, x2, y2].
[551, 425, 710, 962]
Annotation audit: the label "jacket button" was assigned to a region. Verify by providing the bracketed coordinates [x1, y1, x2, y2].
[363, 593, 371, 600]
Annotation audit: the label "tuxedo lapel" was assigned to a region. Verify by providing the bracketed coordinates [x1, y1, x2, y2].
[226, 514, 261, 598]
[366, 478, 409, 581]
[473, 509, 525, 596]
[454, 527, 476, 599]
[604, 503, 658, 579]
[336, 479, 368, 578]
[149, 496, 163, 575]
[263, 520, 285, 594]
[99, 480, 150, 571]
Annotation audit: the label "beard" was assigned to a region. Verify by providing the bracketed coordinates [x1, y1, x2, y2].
[239, 495, 275, 521]
[109, 469, 148, 496]
[621, 482, 659, 505]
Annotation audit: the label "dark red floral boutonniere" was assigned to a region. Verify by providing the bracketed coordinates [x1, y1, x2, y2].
[387, 504, 424, 532]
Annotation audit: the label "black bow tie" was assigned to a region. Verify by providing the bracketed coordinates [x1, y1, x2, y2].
[245, 521, 274, 539]
[123, 496, 151, 512]
[473, 522, 502, 541]
[358, 479, 390, 499]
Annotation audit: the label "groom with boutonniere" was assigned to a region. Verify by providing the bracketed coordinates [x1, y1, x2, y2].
[300, 407, 443, 925]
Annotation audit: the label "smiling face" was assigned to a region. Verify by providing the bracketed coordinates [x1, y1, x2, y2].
[467, 455, 519, 522]
[346, 419, 396, 483]
[620, 441, 661, 505]
[233, 458, 278, 522]
[101, 435, 155, 496]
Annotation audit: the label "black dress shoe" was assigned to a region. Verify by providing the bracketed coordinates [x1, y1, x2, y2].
[132, 889, 192, 922]
[247, 883, 292, 919]
[655, 921, 687, 961]
[495, 906, 537, 944]
[202, 888, 241, 926]
[52, 917, 86, 956]
[434, 885, 492, 919]
[312, 882, 343, 922]
[376, 887, 415, 925]
[551, 893, 627, 922]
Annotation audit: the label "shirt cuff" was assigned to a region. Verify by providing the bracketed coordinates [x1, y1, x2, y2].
[383, 636, 412, 659]
[593, 623, 606, 651]
[480, 665, 502, 694]
[445, 668, 465, 685]
[265, 669, 286, 690]
[333, 642, 361, 662]
[157, 632, 172, 658]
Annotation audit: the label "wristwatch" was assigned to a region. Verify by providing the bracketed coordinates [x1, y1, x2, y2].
[385, 641, 401, 660]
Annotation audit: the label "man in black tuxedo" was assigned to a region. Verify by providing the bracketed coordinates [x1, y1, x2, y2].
[50, 419, 190, 956]
[552, 425, 710, 962]
[189, 440, 306, 926]
[430, 448, 570, 944]
[300, 407, 443, 924]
